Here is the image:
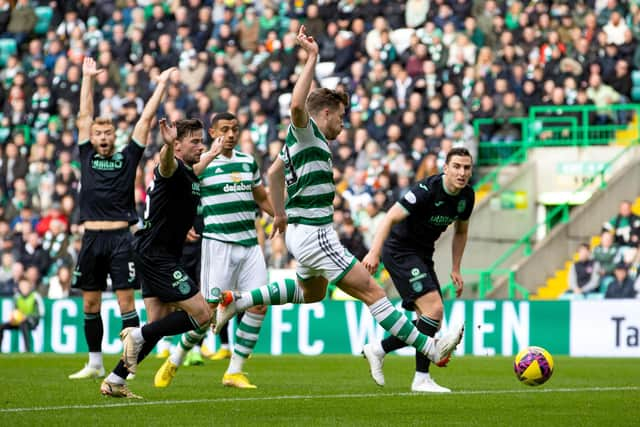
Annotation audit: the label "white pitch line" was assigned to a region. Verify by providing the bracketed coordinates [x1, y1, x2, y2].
[1, 386, 638, 414]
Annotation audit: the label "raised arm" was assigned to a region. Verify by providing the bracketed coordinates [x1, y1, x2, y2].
[450, 220, 470, 298]
[158, 118, 178, 178]
[77, 57, 103, 142]
[290, 25, 319, 128]
[362, 203, 409, 274]
[267, 157, 287, 238]
[193, 136, 224, 177]
[132, 67, 177, 145]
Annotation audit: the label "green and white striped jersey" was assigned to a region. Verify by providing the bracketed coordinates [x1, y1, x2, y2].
[199, 150, 260, 246]
[280, 119, 334, 226]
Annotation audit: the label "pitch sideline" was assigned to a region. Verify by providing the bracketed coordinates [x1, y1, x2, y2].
[1, 386, 639, 413]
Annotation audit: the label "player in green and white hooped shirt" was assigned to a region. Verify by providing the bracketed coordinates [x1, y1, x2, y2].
[213, 26, 464, 369]
[154, 112, 274, 389]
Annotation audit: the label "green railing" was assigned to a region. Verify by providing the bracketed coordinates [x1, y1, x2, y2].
[475, 104, 640, 168]
[443, 138, 639, 300]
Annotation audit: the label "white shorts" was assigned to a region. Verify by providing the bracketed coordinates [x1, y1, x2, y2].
[285, 223, 356, 284]
[200, 238, 268, 301]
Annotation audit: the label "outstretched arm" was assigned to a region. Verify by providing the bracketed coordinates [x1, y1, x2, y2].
[77, 57, 103, 143]
[132, 67, 176, 145]
[362, 203, 409, 274]
[290, 25, 319, 128]
[158, 118, 178, 178]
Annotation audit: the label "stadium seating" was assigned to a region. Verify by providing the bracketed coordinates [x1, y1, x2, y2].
[632, 71, 640, 102]
[0, 38, 17, 67]
[34, 6, 54, 36]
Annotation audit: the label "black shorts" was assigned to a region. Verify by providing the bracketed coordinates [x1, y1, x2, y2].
[381, 246, 441, 311]
[73, 229, 139, 292]
[135, 248, 199, 303]
[180, 242, 201, 285]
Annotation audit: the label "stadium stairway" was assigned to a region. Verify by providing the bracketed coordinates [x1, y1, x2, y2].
[530, 197, 640, 299]
[614, 112, 639, 146]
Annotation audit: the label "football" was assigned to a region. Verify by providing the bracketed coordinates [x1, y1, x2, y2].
[513, 346, 554, 386]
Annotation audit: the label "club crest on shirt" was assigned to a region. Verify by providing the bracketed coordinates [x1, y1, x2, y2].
[457, 199, 466, 213]
[242, 163, 251, 172]
[230, 172, 242, 183]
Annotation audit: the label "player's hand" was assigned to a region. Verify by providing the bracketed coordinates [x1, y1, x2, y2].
[269, 214, 288, 239]
[362, 252, 380, 275]
[450, 270, 464, 298]
[82, 57, 104, 77]
[156, 67, 177, 85]
[159, 118, 177, 145]
[296, 25, 319, 56]
[208, 136, 224, 158]
[186, 227, 200, 243]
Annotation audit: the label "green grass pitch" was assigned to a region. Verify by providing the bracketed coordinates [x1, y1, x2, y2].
[1, 354, 638, 426]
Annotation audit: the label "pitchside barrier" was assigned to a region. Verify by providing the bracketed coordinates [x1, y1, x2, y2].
[1, 298, 638, 357]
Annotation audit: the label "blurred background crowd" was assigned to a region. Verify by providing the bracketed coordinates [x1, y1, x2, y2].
[0, 0, 639, 299]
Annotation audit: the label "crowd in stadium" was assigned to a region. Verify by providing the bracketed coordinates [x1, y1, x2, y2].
[0, 0, 639, 299]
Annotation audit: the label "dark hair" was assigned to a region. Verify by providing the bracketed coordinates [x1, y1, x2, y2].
[210, 111, 237, 129]
[445, 147, 473, 164]
[579, 243, 590, 251]
[306, 88, 349, 116]
[175, 119, 204, 140]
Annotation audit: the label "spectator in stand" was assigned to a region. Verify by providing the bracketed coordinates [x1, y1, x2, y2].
[564, 244, 600, 299]
[48, 265, 79, 299]
[0, 252, 15, 296]
[593, 230, 620, 290]
[339, 217, 368, 261]
[605, 262, 637, 299]
[603, 200, 640, 250]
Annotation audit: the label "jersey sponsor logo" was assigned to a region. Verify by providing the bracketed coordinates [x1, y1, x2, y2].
[404, 191, 417, 204]
[428, 215, 455, 226]
[223, 182, 252, 192]
[410, 268, 427, 283]
[192, 182, 200, 196]
[435, 201, 445, 207]
[457, 200, 466, 213]
[91, 155, 123, 171]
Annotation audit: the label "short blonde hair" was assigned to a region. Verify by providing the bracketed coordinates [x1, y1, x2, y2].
[306, 88, 349, 116]
[91, 117, 115, 131]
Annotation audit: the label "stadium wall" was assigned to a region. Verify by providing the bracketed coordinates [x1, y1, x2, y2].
[1, 298, 638, 357]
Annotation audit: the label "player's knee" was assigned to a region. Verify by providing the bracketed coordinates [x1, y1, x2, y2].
[116, 295, 135, 313]
[83, 296, 101, 313]
[249, 305, 267, 315]
[361, 276, 386, 301]
[194, 305, 212, 327]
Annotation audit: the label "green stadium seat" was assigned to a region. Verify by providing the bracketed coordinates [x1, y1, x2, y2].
[34, 6, 54, 35]
[632, 86, 640, 102]
[0, 38, 17, 67]
[632, 70, 640, 87]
